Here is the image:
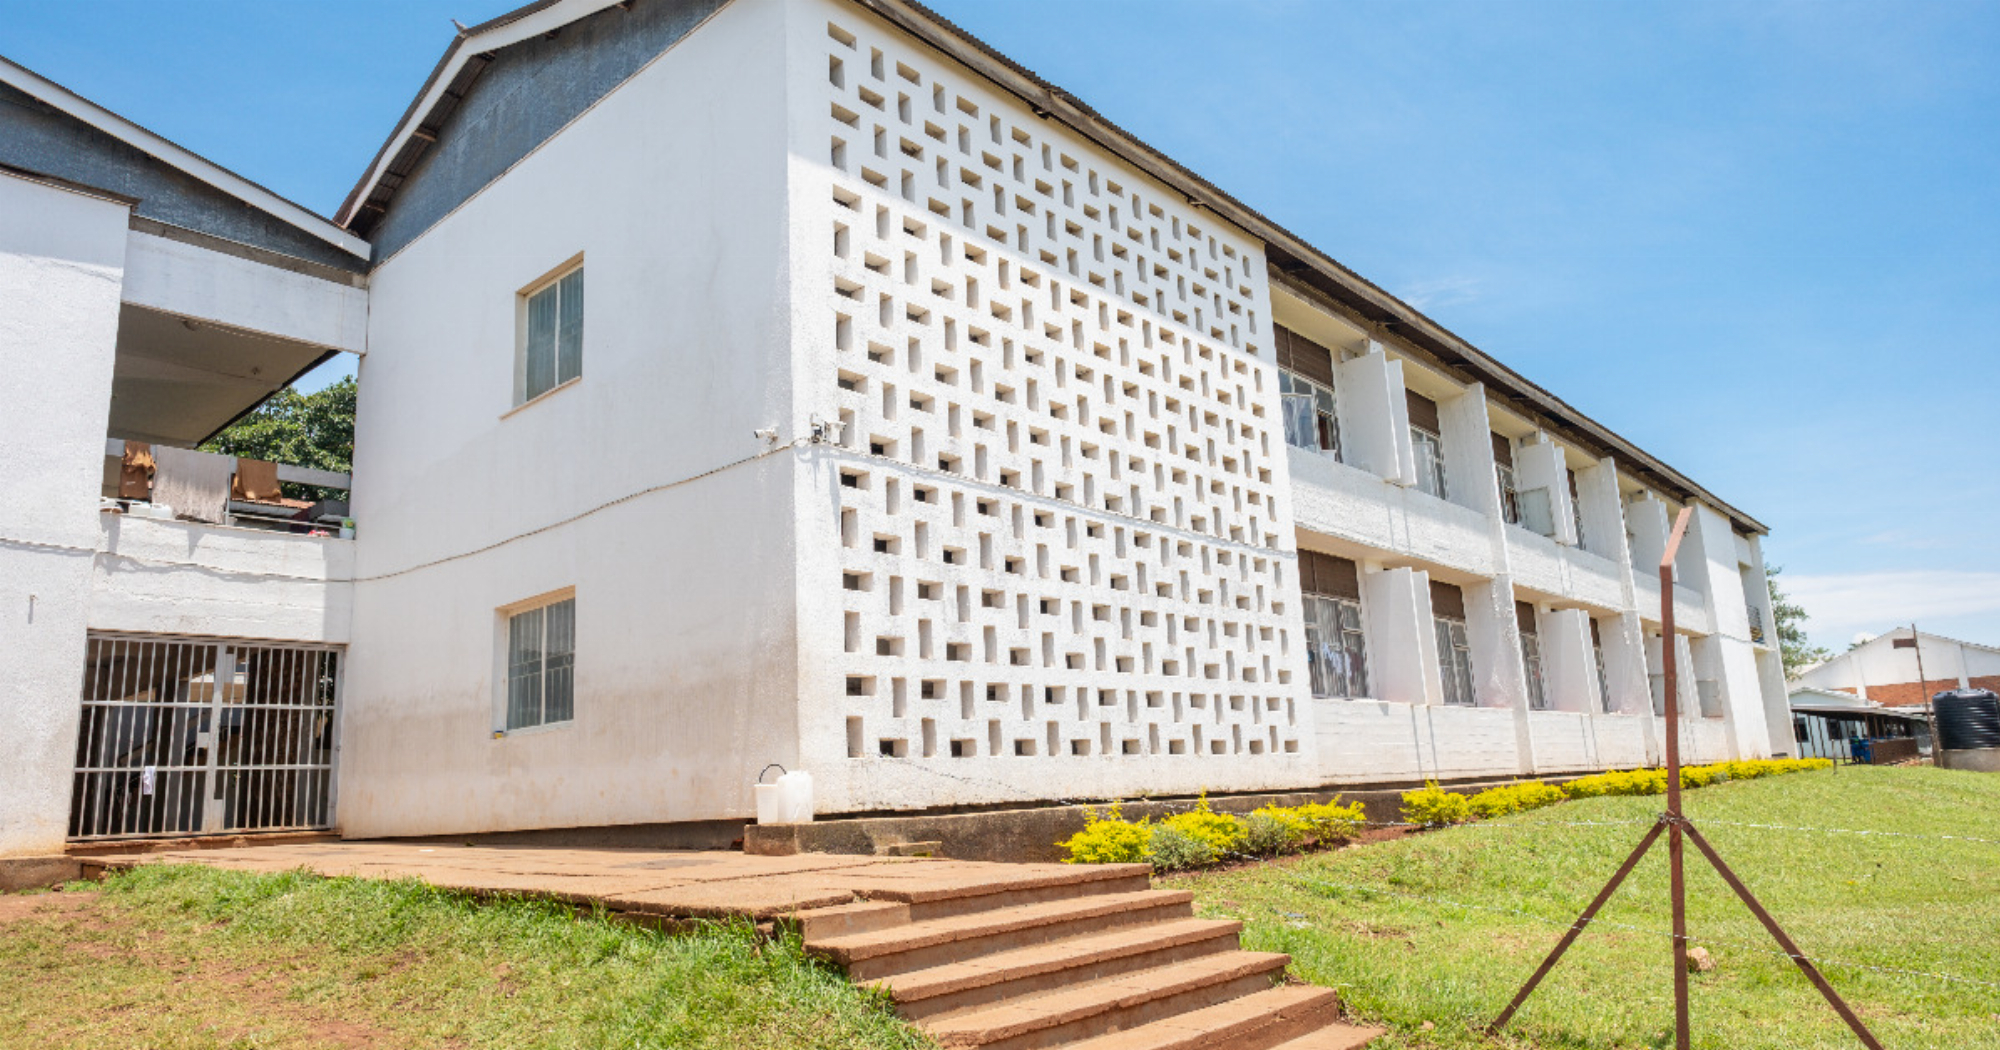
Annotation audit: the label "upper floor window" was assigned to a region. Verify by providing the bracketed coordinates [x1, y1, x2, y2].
[1431, 580, 1474, 706]
[1273, 325, 1341, 459]
[506, 594, 575, 730]
[1407, 391, 1447, 500]
[1300, 551, 1367, 698]
[1518, 601, 1547, 710]
[1279, 370, 1341, 457]
[518, 261, 584, 404]
[1591, 617, 1614, 712]
[1493, 433, 1521, 525]
[1566, 467, 1586, 548]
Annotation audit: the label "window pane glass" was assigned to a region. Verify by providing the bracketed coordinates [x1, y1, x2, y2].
[556, 269, 584, 386]
[543, 598, 575, 724]
[1303, 597, 1332, 698]
[1281, 393, 1316, 450]
[507, 606, 545, 729]
[524, 284, 559, 401]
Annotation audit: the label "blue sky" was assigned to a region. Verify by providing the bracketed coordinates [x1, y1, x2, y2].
[5, 0, 1995, 652]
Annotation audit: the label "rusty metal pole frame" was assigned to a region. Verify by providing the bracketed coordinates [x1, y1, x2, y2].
[1487, 508, 1883, 1048]
[1660, 509, 1692, 1050]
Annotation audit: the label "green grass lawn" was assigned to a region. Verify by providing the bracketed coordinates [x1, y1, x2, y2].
[1166, 765, 2000, 1049]
[0, 864, 931, 1050]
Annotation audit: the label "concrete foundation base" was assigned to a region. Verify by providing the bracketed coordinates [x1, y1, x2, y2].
[0, 855, 84, 891]
[745, 779, 1541, 863]
[1937, 748, 2000, 773]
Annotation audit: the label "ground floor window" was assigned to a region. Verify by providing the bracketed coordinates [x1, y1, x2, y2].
[1304, 594, 1368, 699]
[1435, 617, 1475, 705]
[507, 595, 576, 730]
[1522, 633, 1548, 710]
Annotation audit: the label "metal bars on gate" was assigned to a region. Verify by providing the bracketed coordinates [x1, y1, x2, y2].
[69, 633, 342, 841]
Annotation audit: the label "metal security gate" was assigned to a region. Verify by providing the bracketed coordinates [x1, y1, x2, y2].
[69, 634, 342, 841]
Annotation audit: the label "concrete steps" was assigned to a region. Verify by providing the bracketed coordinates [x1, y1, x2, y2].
[798, 863, 1384, 1050]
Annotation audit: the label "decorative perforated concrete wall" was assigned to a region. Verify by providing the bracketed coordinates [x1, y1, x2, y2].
[794, 2, 1316, 812]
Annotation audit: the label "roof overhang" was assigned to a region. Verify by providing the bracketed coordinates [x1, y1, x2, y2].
[336, 0, 1767, 534]
[0, 56, 369, 261]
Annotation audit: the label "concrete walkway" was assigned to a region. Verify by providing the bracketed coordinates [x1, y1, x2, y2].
[96, 841, 1385, 1048]
[89, 841, 1121, 920]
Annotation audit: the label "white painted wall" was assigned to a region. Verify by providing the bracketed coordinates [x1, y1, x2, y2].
[0, 173, 130, 855]
[338, 0, 801, 837]
[121, 231, 368, 355]
[89, 515, 352, 644]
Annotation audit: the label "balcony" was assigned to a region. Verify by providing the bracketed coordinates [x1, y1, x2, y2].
[104, 439, 351, 535]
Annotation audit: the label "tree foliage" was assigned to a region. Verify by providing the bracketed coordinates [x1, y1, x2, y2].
[1766, 564, 1831, 677]
[199, 375, 355, 501]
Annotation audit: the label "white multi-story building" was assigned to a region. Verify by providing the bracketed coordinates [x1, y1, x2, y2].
[0, 0, 1790, 859]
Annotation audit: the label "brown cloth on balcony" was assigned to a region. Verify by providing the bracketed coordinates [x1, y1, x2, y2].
[119, 441, 154, 499]
[231, 458, 282, 502]
[150, 445, 234, 523]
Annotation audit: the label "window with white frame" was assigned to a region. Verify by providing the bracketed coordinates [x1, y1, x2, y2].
[1407, 391, 1448, 501]
[1493, 433, 1521, 525]
[1304, 595, 1368, 698]
[1592, 618, 1614, 712]
[1279, 370, 1342, 459]
[506, 595, 575, 730]
[518, 262, 584, 404]
[1435, 617, 1475, 706]
[1273, 325, 1342, 460]
[1432, 580, 1475, 705]
[1518, 601, 1548, 710]
[1300, 550, 1368, 699]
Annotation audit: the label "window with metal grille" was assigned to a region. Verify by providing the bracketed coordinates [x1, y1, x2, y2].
[519, 262, 584, 403]
[1303, 595, 1368, 699]
[1435, 617, 1475, 706]
[1518, 601, 1547, 710]
[507, 596, 576, 730]
[1592, 618, 1614, 712]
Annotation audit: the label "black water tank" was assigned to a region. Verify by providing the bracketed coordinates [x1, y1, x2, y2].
[1934, 689, 2000, 751]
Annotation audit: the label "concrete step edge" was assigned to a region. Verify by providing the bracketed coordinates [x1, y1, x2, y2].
[811, 889, 1194, 963]
[1060, 985, 1342, 1050]
[923, 950, 1292, 1045]
[881, 918, 1245, 1002]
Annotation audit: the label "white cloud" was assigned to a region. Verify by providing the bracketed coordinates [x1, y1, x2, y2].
[1399, 274, 1484, 311]
[1786, 570, 2000, 647]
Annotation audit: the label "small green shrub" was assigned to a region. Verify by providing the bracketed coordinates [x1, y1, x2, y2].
[1563, 768, 1668, 798]
[1158, 794, 1246, 855]
[1241, 811, 1304, 856]
[1467, 781, 1567, 819]
[1059, 804, 1151, 864]
[1401, 783, 1471, 827]
[1146, 825, 1218, 871]
[1290, 799, 1367, 843]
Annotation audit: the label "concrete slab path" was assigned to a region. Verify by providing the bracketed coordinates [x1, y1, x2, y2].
[93, 841, 1385, 1048]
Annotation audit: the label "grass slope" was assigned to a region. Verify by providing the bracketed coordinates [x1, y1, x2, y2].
[0, 864, 932, 1050]
[1167, 766, 2000, 1049]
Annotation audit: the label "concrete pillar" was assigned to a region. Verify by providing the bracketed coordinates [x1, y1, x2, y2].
[1334, 343, 1416, 487]
[1438, 383, 1498, 518]
[1361, 566, 1438, 705]
[1625, 492, 1671, 575]
[1543, 608, 1600, 713]
[1512, 434, 1576, 546]
[1574, 457, 1624, 562]
[0, 173, 130, 857]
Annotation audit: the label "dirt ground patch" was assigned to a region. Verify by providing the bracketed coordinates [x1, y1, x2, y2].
[0, 888, 408, 1049]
